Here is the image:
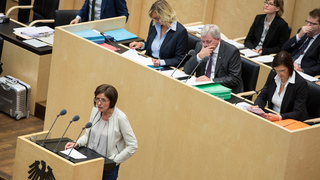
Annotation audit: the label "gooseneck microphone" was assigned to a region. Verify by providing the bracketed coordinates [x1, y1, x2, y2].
[185, 56, 210, 83]
[53, 115, 80, 153]
[40, 109, 67, 147]
[170, 49, 196, 77]
[65, 122, 92, 160]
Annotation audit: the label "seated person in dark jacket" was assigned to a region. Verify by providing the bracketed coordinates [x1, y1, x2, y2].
[129, 0, 188, 67]
[184, 24, 243, 93]
[244, 0, 289, 55]
[251, 51, 308, 121]
[282, 8, 320, 76]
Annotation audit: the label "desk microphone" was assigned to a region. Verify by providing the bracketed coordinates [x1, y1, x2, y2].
[53, 115, 80, 153]
[170, 49, 196, 77]
[184, 56, 210, 83]
[40, 109, 67, 147]
[65, 122, 92, 160]
[100, 32, 120, 51]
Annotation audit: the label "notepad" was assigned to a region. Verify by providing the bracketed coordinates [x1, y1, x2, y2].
[103, 28, 138, 41]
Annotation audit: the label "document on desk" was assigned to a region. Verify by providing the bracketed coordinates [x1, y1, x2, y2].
[251, 55, 274, 63]
[14, 26, 54, 38]
[225, 39, 245, 49]
[184, 76, 214, 86]
[22, 39, 48, 48]
[240, 49, 260, 58]
[185, 25, 204, 33]
[122, 49, 153, 66]
[160, 69, 188, 78]
[60, 148, 87, 159]
[296, 71, 319, 82]
[37, 34, 54, 46]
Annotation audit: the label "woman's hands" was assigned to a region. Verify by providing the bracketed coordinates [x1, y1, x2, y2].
[65, 142, 79, 150]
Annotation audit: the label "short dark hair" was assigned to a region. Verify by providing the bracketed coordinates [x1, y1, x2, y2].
[309, 8, 320, 24]
[273, 0, 284, 17]
[94, 84, 118, 108]
[272, 51, 294, 76]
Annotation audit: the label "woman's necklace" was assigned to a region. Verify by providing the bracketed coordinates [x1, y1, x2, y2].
[281, 81, 286, 85]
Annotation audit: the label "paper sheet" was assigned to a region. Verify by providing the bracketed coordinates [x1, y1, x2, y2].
[160, 69, 189, 78]
[122, 49, 153, 66]
[23, 39, 49, 48]
[184, 76, 214, 86]
[296, 71, 319, 82]
[60, 148, 87, 159]
[225, 39, 245, 49]
[37, 35, 54, 45]
[240, 49, 260, 58]
[251, 55, 274, 63]
[185, 25, 204, 33]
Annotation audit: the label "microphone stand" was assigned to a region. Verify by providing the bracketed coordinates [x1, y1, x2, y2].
[65, 122, 92, 160]
[53, 115, 80, 153]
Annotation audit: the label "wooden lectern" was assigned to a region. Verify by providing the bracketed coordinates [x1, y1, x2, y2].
[12, 131, 115, 180]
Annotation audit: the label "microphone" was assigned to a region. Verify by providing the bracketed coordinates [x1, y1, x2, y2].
[65, 122, 92, 160]
[53, 115, 80, 153]
[100, 32, 120, 51]
[185, 56, 210, 83]
[40, 109, 67, 147]
[170, 49, 196, 77]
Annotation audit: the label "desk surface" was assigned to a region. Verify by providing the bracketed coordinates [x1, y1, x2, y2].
[0, 19, 52, 55]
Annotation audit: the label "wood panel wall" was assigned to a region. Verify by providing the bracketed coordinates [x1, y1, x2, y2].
[58, 0, 320, 39]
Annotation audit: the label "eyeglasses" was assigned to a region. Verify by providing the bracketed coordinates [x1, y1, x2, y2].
[152, 17, 160, 21]
[201, 40, 213, 45]
[273, 68, 287, 74]
[94, 97, 109, 104]
[264, 1, 276, 6]
[305, 20, 319, 26]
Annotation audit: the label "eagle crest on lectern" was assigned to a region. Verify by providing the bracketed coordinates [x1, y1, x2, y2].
[28, 160, 55, 180]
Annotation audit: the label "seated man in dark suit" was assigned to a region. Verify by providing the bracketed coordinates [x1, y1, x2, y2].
[70, 0, 129, 24]
[282, 8, 320, 76]
[184, 24, 243, 93]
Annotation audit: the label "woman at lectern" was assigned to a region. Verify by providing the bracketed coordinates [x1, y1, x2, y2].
[65, 84, 138, 180]
[244, 0, 289, 55]
[129, 0, 188, 67]
[251, 51, 308, 121]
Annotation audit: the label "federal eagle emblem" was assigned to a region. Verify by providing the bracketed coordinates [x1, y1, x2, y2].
[28, 160, 55, 180]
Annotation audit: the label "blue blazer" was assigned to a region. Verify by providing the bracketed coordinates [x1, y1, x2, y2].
[254, 70, 308, 121]
[143, 21, 188, 67]
[244, 14, 289, 55]
[282, 34, 320, 76]
[78, 0, 129, 22]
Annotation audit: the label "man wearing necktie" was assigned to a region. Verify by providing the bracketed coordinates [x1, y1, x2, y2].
[184, 24, 244, 93]
[282, 8, 320, 76]
[70, 0, 129, 24]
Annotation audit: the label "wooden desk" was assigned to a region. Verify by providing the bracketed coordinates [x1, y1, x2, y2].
[0, 19, 52, 115]
[43, 17, 320, 180]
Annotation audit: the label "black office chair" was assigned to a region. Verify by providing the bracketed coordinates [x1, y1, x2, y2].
[306, 81, 320, 119]
[0, 0, 6, 14]
[54, 10, 79, 28]
[237, 57, 260, 99]
[181, 33, 200, 68]
[6, 0, 60, 28]
[0, 36, 3, 75]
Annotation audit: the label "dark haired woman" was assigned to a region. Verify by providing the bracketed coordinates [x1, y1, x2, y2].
[65, 84, 138, 180]
[252, 51, 308, 121]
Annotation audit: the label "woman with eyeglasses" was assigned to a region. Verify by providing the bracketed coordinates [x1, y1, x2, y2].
[251, 51, 308, 121]
[244, 0, 289, 55]
[129, 0, 188, 67]
[65, 84, 138, 180]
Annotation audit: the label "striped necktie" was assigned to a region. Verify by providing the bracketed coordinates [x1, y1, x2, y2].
[205, 53, 214, 78]
[292, 36, 313, 60]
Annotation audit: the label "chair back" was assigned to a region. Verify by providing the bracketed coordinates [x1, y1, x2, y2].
[306, 81, 320, 119]
[0, 0, 6, 13]
[54, 10, 79, 27]
[187, 33, 200, 52]
[33, 0, 59, 27]
[241, 57, 260, 92]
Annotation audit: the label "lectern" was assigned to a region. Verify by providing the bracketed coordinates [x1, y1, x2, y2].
[12, 131, 115, 179]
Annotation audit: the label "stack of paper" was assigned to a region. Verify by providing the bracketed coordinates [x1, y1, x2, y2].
[225, 39, 245, 49]
[185, 25, 204, 33]
[240, 49, 260, 58]
[14, 26, 54, 38]
[251, 55, 274, 63]
[122, 49, 153, 66]
[194, 82, 232, 100]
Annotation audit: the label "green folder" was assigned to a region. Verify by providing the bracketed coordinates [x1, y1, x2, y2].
[194, 83, 231, 100]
